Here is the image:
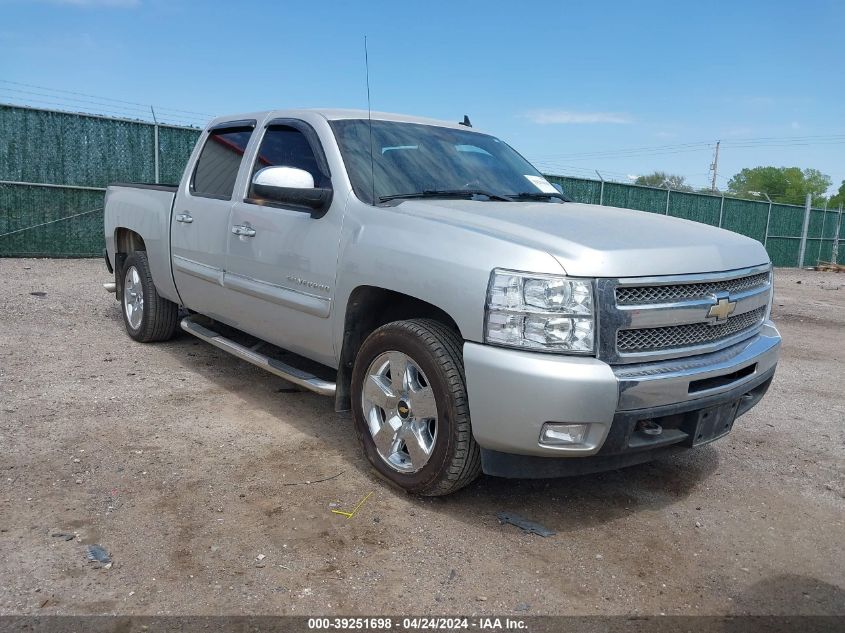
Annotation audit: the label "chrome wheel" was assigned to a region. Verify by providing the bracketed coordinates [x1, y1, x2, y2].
[361, 351, 438, 473]
[123, 265, 144, 330]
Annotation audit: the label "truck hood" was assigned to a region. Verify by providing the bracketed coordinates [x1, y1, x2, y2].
[391, 199, 769, 277]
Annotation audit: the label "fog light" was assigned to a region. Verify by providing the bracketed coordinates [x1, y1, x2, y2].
[540, 423, 589, 446]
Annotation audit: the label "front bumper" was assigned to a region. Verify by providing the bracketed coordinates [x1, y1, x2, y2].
[463, 321, 781, 475]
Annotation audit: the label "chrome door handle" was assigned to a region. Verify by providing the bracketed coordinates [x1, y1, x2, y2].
[231, 225, 256, 237]
[175, 213, 193, 224]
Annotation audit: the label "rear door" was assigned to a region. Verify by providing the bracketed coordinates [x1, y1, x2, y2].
[224, 118, 343, 366]
[170, 120, 255, 317]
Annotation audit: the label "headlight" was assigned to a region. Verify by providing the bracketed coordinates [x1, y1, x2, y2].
[484, 269, 595, 353]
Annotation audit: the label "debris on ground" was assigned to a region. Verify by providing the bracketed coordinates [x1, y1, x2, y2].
[50, 532, 75, 541]
[283, 470, 345, 486]
[815, 261, 845, 273]
[86, 544, 112, 568]
[29, 291, 47, 297]
[331, 491, 373, 519]
[496, 512, 556, 537]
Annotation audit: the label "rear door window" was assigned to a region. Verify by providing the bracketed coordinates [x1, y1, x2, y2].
[191, 127, 253, 199]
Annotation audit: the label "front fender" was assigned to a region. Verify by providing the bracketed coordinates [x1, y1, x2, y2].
[332, 201, 564, 357]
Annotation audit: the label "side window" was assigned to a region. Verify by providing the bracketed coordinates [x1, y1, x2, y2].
[249, 126, 327, 196]
[191, 127, 253, 199]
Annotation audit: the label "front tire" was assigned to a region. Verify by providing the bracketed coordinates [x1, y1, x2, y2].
[351, 319, 481, 496]
[120, 251, 179, 343]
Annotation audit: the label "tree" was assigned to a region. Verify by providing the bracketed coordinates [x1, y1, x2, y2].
[634, 171, 693, 191]
[828, 180, 845, 208]
[726, 166, 831, 206]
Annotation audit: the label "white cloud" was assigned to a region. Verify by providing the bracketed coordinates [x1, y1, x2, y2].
[523, 109, 632, 125]
[38, 0, 140, 7]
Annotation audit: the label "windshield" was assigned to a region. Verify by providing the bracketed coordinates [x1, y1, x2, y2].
[330, 119, 555, 205]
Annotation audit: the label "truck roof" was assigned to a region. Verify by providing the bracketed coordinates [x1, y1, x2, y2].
[207, 109, 483, 133]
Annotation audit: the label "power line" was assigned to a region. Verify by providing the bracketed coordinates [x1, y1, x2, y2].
[533, 135, 845, 161]
[721, 133, 845, 142]
[0, 87, 208, 124]
[0, 79, 215, 118]
[721, 139, 845, 149]
[532, 141, 714, 160]
[0, 94, 205, 127]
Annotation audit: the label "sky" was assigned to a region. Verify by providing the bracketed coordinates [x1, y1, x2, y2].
[1, 0, 844, 195]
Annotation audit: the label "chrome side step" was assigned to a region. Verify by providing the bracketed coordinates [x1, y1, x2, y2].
[179, 316, 336, 397]
[104, 281, 116, 293]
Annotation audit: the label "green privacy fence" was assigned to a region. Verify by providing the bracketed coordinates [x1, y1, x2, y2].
[1, 103, 844, 265]
[0, 104, 200, 257]
[546, 175, 845, 267]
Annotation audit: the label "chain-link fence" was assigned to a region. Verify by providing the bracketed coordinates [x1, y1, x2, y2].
[1, 103, 843, 266]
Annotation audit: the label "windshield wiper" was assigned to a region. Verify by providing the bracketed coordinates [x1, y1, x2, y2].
[509, 191, 569, 202]
[379, 189, 513, 203]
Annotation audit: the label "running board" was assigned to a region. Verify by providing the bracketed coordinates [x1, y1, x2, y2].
[179, 316, 336, 397]
[104, 281, 116, 293]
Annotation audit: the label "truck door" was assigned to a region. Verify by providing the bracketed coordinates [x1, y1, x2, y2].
[224, 118, 343, 367]
[170, 120, 255, 318]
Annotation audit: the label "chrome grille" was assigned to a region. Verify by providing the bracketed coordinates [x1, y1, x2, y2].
[616, 272, 770, 305]
[597, 265, 773, 364]
[617, 306, 767, 353]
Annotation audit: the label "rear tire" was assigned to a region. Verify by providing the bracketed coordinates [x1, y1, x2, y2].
[351, 319, 481, 496]
[120, 251, 179, 343]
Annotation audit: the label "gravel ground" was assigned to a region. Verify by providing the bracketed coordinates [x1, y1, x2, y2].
[0, 260, 843, 616]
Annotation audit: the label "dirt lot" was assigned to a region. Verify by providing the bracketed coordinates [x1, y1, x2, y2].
[0, 260, 843, 616]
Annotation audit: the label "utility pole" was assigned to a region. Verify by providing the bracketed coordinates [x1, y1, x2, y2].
[709, 140, 720, 192]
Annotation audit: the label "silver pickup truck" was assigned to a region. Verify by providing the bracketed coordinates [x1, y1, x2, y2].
[103, 109, 781, 495]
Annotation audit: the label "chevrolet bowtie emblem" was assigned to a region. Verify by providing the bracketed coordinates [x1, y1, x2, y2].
[707, 296, 736, 323]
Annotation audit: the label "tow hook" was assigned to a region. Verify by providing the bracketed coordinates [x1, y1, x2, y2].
[637, 419, 663, 436]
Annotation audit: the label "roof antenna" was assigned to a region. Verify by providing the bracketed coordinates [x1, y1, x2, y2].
[364, 36, 376, 205]
[459, 114, 472, 127]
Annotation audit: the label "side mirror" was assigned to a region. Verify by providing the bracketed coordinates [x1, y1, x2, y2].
[251, 166, 333, 217]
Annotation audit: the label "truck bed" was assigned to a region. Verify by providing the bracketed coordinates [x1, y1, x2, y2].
[104, 183, 180, 304]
